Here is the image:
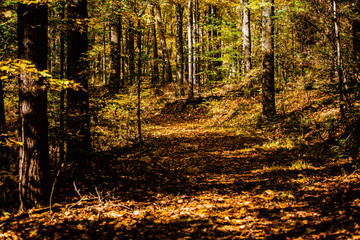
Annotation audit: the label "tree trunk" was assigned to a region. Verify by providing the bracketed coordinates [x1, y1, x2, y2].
[59, 1, 65, 167]
[0, 77, 4, 126]
[333, 0, 349, 117]
[188, 0, 194, 98]
[352, 1, 360, 81]
[18, 3, 50, 211]
[137, 19, 143, 145]
[127, 19, 135, 85]
[261, 0, 276, 119]
[154, 3, 173, 83]
[110, 15, 122, 93]
[194, 0, 201, 90]
[175, 3, 184, 96]
[209, 5, 222, 81]
[150, 6, 160, 84]
[102, 25, 107, 85]
[66, 0, 92, 166]
[241, 0, 253, 95]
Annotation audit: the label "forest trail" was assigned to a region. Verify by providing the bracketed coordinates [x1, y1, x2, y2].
[2, 99, 360, 239]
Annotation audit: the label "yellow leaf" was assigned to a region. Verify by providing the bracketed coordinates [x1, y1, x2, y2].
[29, 229, 38, 237]
[77, 224, 84, 230]
[4, 10, 12, 18]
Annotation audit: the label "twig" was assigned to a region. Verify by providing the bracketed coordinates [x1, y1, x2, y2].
[95, 187, 102, 205]
[68, 198, 98, 209]
[73, 182, 82, 199]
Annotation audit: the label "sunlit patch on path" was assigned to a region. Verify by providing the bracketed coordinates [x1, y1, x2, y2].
[2, 100, 360, 239]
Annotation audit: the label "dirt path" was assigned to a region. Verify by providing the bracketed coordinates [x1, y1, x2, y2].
[2, 120, 360, 239]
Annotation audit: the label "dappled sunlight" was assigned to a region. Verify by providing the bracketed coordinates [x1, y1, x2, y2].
[3, 82, 360, 239]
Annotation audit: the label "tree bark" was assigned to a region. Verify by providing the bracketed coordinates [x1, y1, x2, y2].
[110, 14, 122, 93]
[59, 1, 65, 167]
[137, 19, 143, 145]
[154, 3, 173, 83]
[241, 0, 253, 95]
[127, 19, 135, 85]
[175, 3, 184, 96]
[102, 24, 107, 85]
[18, 3, 50, 211]
[66, 0, 92, 166]
[209, 5, 222, 81]
[352, 1, 360, 80]
[261, 0, 276, 119]
[188, 0, 194, 98]
[0, 77, 4, 126]
[333, 0, 349, 117]
[194, 0, 200, 89]
[150, 6, 160, 84]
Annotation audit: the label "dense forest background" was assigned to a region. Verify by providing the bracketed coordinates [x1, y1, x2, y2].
[1, 0, 360, 239]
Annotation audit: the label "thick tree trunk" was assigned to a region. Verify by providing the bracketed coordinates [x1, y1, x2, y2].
[151, 6, 160, 84]
[18, 3, 50, 211]
[175, 3, 184, 96]
[261, 0, 276, 118]
[241, 0, 253, 95]
[66, 0, 92, 165]
[188, 0, 194, 98]
[154, 3, 173, 83]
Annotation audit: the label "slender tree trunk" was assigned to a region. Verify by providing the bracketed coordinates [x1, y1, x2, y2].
[261, 0, 276, 119]
[209, 5, 222, 81]
[241, 0, 253, 96]
[18, 3, 50, 211]
[102, 24, 107, 85]
[0, 78, 4, 126]
[127, 19, 135, 85]
[206, 6, 212, 82]
[188, 0, 194, 98]
[333, 0, 349, 117]
[154, 3, 173, 83]
[66, 0, 91, 166]
[353, 1, 360, 67]
[119, 17, 125, 87]
[175, 3, 184, 96]
[353, 1, 360, 89]
[59, 1, 65, 167]
[110, 15, 121, 93]
[194, 0, 200, 90]
[151, 6, 160, 84]
[137, 20, 143, 145]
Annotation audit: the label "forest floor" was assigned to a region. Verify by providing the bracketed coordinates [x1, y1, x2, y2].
[1, 84, 360, 239]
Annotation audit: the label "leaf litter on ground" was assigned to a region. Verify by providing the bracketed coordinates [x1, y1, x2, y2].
[2, 86, 360, 239]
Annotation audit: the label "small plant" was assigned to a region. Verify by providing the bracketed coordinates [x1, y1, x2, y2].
[290, 159, 312, 170]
